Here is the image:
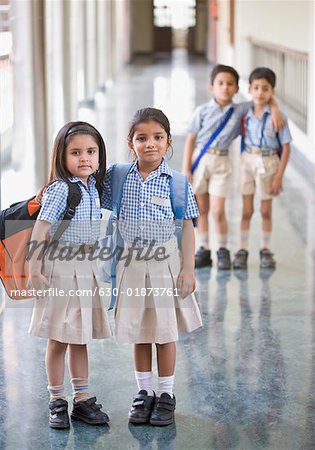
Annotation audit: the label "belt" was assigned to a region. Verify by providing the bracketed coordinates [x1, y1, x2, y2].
[195, 146, 228, 157]
[245, 146, 277, 157]
[207, 147, 228, 156]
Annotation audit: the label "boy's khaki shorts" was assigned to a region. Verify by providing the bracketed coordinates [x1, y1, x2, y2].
[239, 151, 280, 200]
[192, 151, 232, 198]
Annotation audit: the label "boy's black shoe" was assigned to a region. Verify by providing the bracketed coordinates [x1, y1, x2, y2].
[49, 399, 70, 429]
[71, 397, 109, 425]
[232, 249, 249, 270]
[217, 247, 231, 270]
[150, 393, 176, 426]
[260, 249, 276, 269]
[195, 247, 212, 268]
[128, 390, 155, 424]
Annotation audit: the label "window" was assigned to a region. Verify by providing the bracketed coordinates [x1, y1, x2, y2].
[153, 0, 196, 29]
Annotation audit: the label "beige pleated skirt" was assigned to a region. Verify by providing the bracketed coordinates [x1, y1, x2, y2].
[115, 237, 203, 344]
[29, 248, 112, 344]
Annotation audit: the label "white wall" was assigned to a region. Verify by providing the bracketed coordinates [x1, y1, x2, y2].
[214, 0, 314, 166]
[234, 0, 311, 77]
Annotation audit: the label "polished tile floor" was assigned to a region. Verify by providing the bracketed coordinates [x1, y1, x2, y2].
[0, 50, 314, 450]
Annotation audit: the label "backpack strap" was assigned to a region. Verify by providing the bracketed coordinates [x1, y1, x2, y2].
[111, 163, 134, 218]
[241, 114, 246, 153]
[191, 106, 234, 174]
[276, 132, 283, 158]
[107, 163, 133, 310]
[50, 180, 82, 243]
[169, 170, 188, 248]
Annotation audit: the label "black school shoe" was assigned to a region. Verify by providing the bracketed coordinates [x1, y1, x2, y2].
[260, 249, 276, 269]
[217, 247, 231, 270]
[49, 398, 70, 429]
[195, 247, 212, 268]
[150, 393, 176, 426]
[71, 397, 109, 425]
[232, 249, 249, 270]
[128, 390, 156, 424]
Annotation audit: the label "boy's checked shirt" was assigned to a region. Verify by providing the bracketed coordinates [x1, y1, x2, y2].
[243, 105, 292, 149]
[188, 98, 252, 150]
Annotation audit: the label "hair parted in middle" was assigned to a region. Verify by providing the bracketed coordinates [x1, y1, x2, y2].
[127, 107, 172, 142]
[48, 121, 107, 187]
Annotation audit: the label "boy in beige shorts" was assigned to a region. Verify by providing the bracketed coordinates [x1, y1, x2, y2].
[233, 67, 291, 270]
[183, 64, 283, 270]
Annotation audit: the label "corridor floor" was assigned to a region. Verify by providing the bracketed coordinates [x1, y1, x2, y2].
[0, 50, 314, 450]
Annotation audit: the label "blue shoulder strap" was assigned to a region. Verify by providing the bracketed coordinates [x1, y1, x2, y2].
[191, 106, 234, 174]
[107, 163, 133, 310]
[169, 170, 188, 248]
[259, 111, 269, 148]
[111, 163, 134, 218]
[276, 133, 283, 158]
[169, 170, 188, 219]
[240, 114, 246, 153]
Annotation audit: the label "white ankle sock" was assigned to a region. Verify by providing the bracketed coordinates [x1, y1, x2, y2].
[48, 384, 66, 401]
[261, 231, 271, 249]
[198, 232, 209, 249]
[217, 234, 228, 249]
[135, 371, 154, 396]
[157, 375, 174, 397]
[240, 231, 249, 250]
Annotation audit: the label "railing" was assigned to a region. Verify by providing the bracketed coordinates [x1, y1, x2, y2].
[249, 37, 308, 132]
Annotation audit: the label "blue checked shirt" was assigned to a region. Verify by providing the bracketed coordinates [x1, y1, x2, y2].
[244, 105, 292, 149]
[38, 176, 101, 244]
[188, 99, 252, 150]
[101, 160, 199, 245]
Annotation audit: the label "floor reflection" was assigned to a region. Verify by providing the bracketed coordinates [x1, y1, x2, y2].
[128, 422, 176, 450]
[234, 269, 286, 448]
[186, 268, 287, 448]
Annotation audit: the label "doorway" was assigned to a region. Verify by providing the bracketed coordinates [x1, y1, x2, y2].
[153, 0, 198, 53]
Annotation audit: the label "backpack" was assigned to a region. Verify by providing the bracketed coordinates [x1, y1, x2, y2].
[0, 180, 83, 300]
[99, 163, 189, 310]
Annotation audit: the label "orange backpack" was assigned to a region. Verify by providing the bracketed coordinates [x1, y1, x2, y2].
[0, 181, 81, 299]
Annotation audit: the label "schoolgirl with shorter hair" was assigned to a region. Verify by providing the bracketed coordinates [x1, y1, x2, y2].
[102, 108, 202, 426]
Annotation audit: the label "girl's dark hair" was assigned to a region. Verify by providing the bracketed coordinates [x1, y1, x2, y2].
[210, 64, 240, 86]
[249, 67, 276, 88]
[127, 108, 172, 142]
[48, 121, 107, 186]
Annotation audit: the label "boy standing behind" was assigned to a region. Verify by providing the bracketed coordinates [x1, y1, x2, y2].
[233, 67, 291, 270]
[183, 64, 282, 270]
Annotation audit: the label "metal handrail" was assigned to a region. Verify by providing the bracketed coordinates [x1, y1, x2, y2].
[248, 37, 308, 132]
